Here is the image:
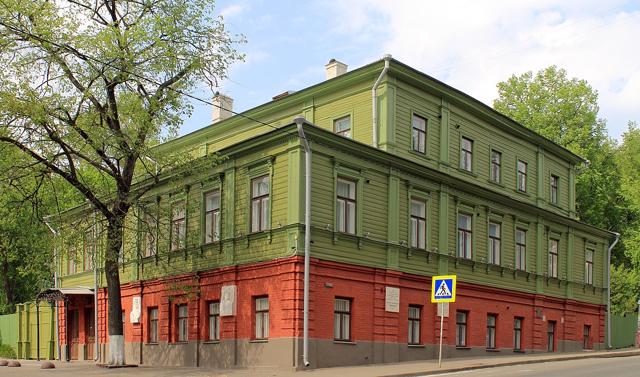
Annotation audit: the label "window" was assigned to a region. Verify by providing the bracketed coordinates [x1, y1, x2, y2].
[334, 298, 351, 341]
[488, 222, 501, 265]
[410, 199, 427, 250]
[336, 178, 356, 234]
[204, 191, 221, 243]
[254, 297, 269, 340]
[412, 114, 426, 153]
[250, 175, 270, 233]
[548, 239, 559, 278]
[515, 229, 526, 271]
[408, 305, 421, 345]
[513, 317, 523, 351]
[457, 213, 472, 259]
[486, 314, 497, 349]
[490, 150, 501, 183]
[67, 249, 77, 275]
[171, 202, 186, 251]
[547, 321, 556, 352]
[83, 230, 94, 271]
[208, 302, 220, 341]
[550, 175, 559, 205]
[517, 160, 527, 192]
[585, 248, 594, 285]
[460, 137, 473, 172]
[177, 304, 188, 342]
[583, 325, 591, 349]
[144, 213, 157, 257]
[456, 311, 468, 347]
[148, 307, 158, 343]
[334, 116, 351, 138]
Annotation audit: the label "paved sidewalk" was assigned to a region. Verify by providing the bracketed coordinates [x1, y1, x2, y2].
[1, 348, 639, 377]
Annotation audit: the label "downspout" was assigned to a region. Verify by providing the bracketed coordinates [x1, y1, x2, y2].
[371, 54, 392, 148]
[607, 232, 620, 349]
[294, 116, 312, 367]
[43, 217, 61, 361]
[93, 212, 99, 361]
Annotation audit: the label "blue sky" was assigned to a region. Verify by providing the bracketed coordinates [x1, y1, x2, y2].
[181, 0, 640, 142]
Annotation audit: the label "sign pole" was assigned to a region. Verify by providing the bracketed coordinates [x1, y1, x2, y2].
[438, 305, 444, 368]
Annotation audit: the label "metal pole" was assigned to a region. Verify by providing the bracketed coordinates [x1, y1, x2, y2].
[438, 304, 444, 368]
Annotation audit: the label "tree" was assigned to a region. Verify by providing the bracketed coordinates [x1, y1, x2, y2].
[494, 66, 625, 237]
[0, 0, 243, 365]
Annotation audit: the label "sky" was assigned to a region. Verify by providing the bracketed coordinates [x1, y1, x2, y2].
[181, 0, 640, 142]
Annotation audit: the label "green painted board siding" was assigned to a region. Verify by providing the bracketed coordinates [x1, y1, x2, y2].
[610, 313, 638, 349]
[0, 313, 18, 351]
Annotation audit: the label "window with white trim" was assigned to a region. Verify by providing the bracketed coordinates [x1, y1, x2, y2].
[491, 150, 501, 183]
[410, 199, 427, 250]
[548, 239, 559, 278]
[412, 114, 426, 153]
[585, 248, 594, 285]
[171, 201, 186, 251]
[334, 298, 351, 341]
[334, 116, 351, 138]
[460, 137, 473, 172]
[254, 297, 269, 340]
[457, 213, 472, 259]
[488, 222, 501, 265]
[515, 229, 526, 270]
[204, 190, 221, 243]
[336, 178, 356, 234]
[408, 305, 421, 345]
[208, 301, 220, 341]
[517, 160, 527, 192]
[250, 175, 270, 233]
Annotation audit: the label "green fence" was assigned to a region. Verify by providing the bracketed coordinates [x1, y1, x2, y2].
[611, 312, 638, 349]
[0, 302, 57, 360]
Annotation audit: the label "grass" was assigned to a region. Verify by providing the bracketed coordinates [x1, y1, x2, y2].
[0, 343, 17, 359]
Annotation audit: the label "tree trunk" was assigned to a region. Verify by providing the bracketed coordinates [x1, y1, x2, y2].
[105, 217, 125, 365]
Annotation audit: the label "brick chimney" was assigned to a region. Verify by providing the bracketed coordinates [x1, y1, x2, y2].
[212, 92, 233, 123]
[325, 59, 348, 80]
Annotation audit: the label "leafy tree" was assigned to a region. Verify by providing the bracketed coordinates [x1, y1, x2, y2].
[0, 0, 243, 364]
[610, 265, 640, 315]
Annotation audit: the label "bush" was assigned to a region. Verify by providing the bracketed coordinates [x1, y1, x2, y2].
[0, 343, 16, 359]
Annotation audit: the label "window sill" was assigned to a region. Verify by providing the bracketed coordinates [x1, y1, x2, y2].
[487, 179, 504, 188]
[513, 349, 525, 353]
[250, 339, 268, 343]
[456, 168, 477, 178]
[408, 149, 434, 160]
[333, 340, 356, 345]
[486, 348, 500, 352]
[456, 346, 471, 350]
[172, 341, 188, 345]
[513, 189, 531, 197]
[408, 344, 425, 348]
[145, 342, 159, 346]
[203, 340, 220, 344]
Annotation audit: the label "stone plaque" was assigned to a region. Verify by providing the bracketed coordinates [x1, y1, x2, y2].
[385, 286, 400, 313]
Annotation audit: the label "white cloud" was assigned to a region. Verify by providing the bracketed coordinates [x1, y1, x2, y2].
[220, 3, 249, 19]
[330, 0, 640, 139]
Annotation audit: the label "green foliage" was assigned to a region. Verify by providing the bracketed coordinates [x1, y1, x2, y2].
[610, 265, 640, 315]
[0, 343, 16, 359]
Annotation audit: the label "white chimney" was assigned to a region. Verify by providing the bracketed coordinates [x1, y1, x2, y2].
[212, 92, 233, 123]
[325, 59, 348, 80]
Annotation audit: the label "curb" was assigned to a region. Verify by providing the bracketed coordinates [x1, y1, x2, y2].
[381, 350, 640, 377]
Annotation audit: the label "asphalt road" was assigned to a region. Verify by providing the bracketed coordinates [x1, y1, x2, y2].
[424, 355, 640, 377]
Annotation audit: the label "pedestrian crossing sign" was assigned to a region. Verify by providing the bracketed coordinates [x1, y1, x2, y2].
[431, 275, 457, 303]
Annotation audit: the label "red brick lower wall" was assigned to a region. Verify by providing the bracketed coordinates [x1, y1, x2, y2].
[59, 256, 605, 363]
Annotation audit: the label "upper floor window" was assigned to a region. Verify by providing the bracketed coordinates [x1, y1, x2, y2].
[144, 213, 157, 257]
[585, 249, 594, 285]
[204, 191, 221, 243]
[83, 229, 94, 271]
[517, 160, 527, 192]
[410, 199, 426, 250]
[460, 137, 473, 172]
[548, 239, 559, 278]
[491, 150, 501, 183]
[412, 114, 426, 153]
[254, 296, 269, 340]
[171, 201, 186, 251]
[488, 222, 501, 265]
[334, 116, 351, 138]
[408, 305, 421, 345]
[336, 178, 356, 234]
[334, 298, 352, 341]
[515, 229, 526, 271]
[251, 175, 270, 233]
[67, 249, 77, 275]
[457, 213, 472, 259]
[550, 175, 559, 205]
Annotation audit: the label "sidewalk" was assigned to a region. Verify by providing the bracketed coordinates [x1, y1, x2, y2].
[2, 348, 639, 377]
[299, 348, 640, 377]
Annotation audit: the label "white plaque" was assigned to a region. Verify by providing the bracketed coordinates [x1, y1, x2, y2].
[130, 296, 141, 323]
[220, 285, 237, 316]
[437, 302, 449, 317]
[385, 286, 400, 313]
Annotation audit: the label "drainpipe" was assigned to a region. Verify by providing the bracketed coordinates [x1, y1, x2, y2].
[44, 216, 61, 361]
[293, 116, 312, 367]
[371, 54, 392, 148]
[607, 232, 620, 349]
[93, 212, 99, 361]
